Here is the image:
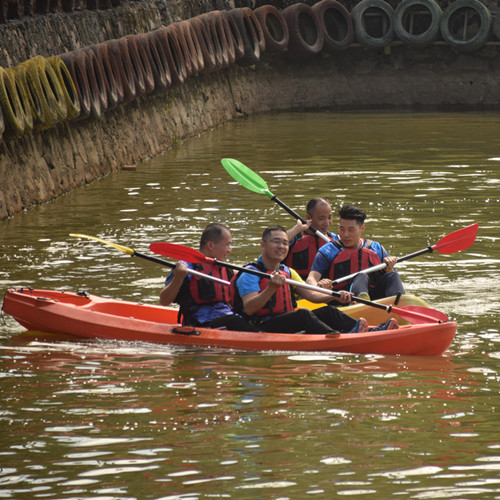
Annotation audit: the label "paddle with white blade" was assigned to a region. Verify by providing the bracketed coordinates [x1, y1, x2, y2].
[149, 241, 450, 325]
[70, 234, 230, 286]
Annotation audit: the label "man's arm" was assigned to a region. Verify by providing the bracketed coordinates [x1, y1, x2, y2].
[240, 272, 285, 316]
[286, 219, 310, 241]
[159, 262, 188, 306]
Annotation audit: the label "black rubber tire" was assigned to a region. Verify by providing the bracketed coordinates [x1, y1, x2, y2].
[198, 11, 232, 68]
[440, 0, 491, 52]
[149, 27, 187, 87]
[188, 16, 218, 73]
[124, 34, 155, 95]
[394, 0, 442, 47]
[59, 51, 92, 120]
[89, 42, 123, 108]
[254, 5, 290, 54]
[227, 8, 261, 66]
[282, 3, 324, 59]
[312, 0, 354, 52]
[137, 33, 170, 92]
[107, 38, 138, 103]
[351, 0, 395, 49]
[222, 10, 246, 61]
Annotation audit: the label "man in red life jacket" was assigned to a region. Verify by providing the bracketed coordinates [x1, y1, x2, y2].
[233, 225, 398, 334]
[159, 223, 258, 331]
[307, 204, 405, 300]
[284, 197, 336, 279]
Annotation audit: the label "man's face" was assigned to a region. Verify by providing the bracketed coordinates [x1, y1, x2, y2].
[261, 230, 289, 261]
[338, 219, 364, 248]
[308, 203, 332, 234]
[206, 229, 232, 261]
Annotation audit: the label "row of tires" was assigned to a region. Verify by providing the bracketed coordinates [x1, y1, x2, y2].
[1, 0, 498, 140]
[1, 0, 127, 22]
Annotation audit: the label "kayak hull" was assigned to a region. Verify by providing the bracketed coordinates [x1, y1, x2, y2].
[2, 288, 456, 356]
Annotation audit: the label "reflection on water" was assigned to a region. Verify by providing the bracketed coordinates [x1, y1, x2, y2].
[1, 111, 500, 498]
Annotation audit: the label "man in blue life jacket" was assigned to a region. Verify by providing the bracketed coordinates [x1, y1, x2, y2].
[159, 222, 259, 331]
[284, 197, 336, 279]
[306, 204, 405, 300]
[233, 225, 398, 334]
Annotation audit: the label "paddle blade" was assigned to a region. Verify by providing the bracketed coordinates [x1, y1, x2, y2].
[395, 305, 449, 325]
[70, 233, 135, 256]
[433, 223, 478, 254]
[221, 158, 274, 199]
[149, 242, 209, 264]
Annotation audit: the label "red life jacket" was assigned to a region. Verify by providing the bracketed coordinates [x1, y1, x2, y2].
[284, 232, 334, 279]
[188, 262, 233, 305]
[328, 240, 382, 290]
[231, 261, 297, 318]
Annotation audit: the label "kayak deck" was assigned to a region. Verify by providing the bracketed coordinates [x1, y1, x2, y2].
[2, 288, 456, 356]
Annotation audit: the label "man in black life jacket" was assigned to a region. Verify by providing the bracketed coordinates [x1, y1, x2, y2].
[159, 223, 258, 331]
[284, 197, 336, 280]
[306, 204, 406, 300]
[232, 225, 397, 334]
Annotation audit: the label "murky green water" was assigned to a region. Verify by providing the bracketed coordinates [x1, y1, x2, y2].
[1, 112, 499, 498]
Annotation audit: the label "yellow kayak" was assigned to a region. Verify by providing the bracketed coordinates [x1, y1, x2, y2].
[298, 294, 429, 325]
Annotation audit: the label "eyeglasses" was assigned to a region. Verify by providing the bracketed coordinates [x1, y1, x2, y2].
[265, 238, 289, 247]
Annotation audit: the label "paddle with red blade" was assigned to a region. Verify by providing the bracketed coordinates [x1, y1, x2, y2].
[330, 223, 479, 286]
[149, 241, 449, 325]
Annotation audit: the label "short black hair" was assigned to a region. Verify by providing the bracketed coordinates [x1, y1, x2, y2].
[199, 223, 230, 249]
[338, 204, 366, 225]
[262, 225, 287, 241]
[306, 197, 330, 216]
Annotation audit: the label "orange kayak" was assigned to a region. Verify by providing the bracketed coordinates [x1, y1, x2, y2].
[2, 288, 456, 356]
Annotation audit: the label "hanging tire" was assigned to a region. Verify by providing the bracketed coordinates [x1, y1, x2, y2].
[282, 3, 324, 59]
[107, 38, 138, 103]
[47, 56, 81, 120]
[168, 23, 196, 77]
[222, 10, 246, 61]
[25, 56, 67, 126]
[80, 48, 108, 119]
[14, 62, 46, 127]
[137, 33, 170, 92]
[198, 11, 232, 68]
[188, 16, 219, 73]
[254, 5, 289, 54]
[59, 51, 92, 120]
[394, 0, 442, 47]
[8, 68, 34, 134]
[89, 42, 123, 108]
[0, 66, 26, 136]
[124, 34, 155, 95]
[440, 0, 491, 52]
[351, 0, 395, 49]
[178, 20, 206, 74]
[149, 27, 187, 87]
[312, 0, 354, 52]
[0, 103, 4, 140]
[227, 8, 261, 65]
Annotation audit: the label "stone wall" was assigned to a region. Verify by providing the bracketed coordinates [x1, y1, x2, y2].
[1, 0, 500, 220]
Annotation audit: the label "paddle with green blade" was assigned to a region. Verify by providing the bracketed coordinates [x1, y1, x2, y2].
[221, 158, 331, 243]
[149, 241, 450, 325]
[329, 223, 479, 286]
[70, 234, 230, 286]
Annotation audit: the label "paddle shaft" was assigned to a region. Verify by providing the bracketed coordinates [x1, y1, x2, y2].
[329, 246, 434, 286]
[207, 257, 439, 322]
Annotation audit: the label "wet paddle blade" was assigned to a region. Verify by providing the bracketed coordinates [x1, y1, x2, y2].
[394, 305, 449, 325]
[221, 158, 274, 199]
[149, 242, 208, 264]
[70, 233, 135, 256]
[433, 223, 478, 254]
